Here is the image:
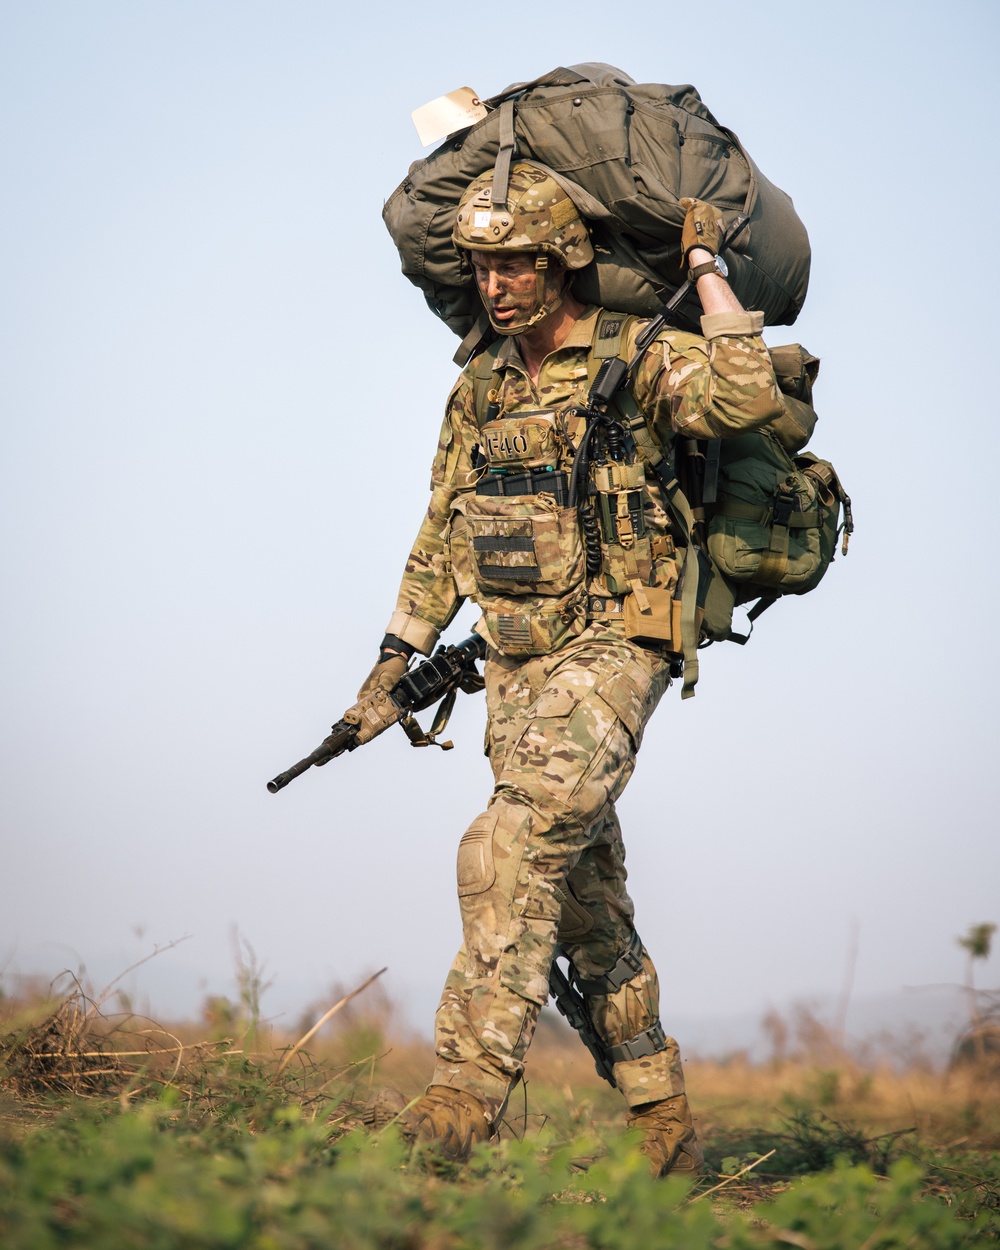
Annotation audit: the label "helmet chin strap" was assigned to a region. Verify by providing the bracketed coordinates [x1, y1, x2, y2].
[487, 254, 565, 336]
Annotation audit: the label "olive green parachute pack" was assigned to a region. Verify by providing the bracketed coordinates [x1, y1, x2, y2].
[385, 64, 850, 693]
[383, 63, 811, 365]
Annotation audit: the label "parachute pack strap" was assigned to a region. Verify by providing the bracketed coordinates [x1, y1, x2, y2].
[491, 99, 517, 208]
[718, 126, 759, 220]
[453, 312, 494, 368]
[487, 66, 587, 106]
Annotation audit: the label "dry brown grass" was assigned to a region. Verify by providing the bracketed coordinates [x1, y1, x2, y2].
[3, 967, 998, 1178]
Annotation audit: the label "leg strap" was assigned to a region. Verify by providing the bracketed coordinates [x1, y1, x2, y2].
[608, 1020, 668, 1064]
[573, 929, 645, 996]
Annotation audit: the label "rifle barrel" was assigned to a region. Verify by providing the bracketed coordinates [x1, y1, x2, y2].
[266, 721, 357, 792]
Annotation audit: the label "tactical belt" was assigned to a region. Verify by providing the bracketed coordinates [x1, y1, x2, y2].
[608, 1020, 668, 1065]
[574, 929, 644, 995]
[476, 468, 570, 507]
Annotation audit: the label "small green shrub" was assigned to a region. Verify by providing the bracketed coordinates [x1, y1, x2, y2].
[1, 1098, 997, 1249]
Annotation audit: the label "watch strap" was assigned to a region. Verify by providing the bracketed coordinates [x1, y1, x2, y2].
[688, 258, 722, 282]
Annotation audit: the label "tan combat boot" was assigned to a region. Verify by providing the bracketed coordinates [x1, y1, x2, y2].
[627, 1093, 704, 1178]
[395, 1084, 492, 1163]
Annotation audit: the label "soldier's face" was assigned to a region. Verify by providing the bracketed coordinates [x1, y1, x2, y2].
[470, 250, 558, 332]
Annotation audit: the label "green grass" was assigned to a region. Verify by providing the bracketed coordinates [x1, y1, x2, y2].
[2, 982, 999, 1248]
[1, 1092, 998, 1249]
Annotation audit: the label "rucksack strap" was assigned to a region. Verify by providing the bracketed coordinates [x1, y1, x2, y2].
[588, 310, 706, 697]
[453, 311, 494, 368]
[471, 342, 504, 430]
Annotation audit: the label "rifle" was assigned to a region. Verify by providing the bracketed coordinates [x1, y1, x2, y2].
[266, 633, 487, 793]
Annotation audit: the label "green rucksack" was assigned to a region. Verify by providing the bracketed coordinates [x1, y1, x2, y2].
[618, 329, 852, 692]
[692, 343, 853, 643]
[471, 322, 853, 697]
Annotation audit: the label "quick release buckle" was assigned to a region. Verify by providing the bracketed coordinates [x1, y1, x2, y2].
[574, 930, 644, 996]
[772, 488, 798, 528]
[607, 1021, 668, 1065]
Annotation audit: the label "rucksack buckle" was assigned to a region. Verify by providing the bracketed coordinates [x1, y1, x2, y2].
[772, 488, 798, 528]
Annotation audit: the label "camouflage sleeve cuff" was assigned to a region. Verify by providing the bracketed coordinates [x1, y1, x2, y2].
[700, 310, 765, 339]
[385, 611, 440, 656]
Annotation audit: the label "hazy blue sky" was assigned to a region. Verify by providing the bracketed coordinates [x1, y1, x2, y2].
[2, 1, 997, 1053]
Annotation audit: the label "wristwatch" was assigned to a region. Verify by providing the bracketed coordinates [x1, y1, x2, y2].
[688, 254, 729, 283]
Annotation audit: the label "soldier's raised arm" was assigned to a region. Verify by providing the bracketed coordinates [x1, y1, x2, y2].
[632, 198, 784, 443]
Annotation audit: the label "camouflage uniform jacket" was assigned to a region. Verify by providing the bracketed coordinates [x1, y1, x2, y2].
[385, 305, 784, 656]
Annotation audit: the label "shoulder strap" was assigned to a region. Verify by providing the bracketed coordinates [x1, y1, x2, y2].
[587, 311, 709, 698]
[471, 342, 504, 430]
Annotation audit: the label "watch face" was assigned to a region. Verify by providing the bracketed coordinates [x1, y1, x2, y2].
[716, 254, 729, 278]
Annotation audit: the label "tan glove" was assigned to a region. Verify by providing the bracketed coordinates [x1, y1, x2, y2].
[356, 651, 409, 701]
[680, 197, 726, 261]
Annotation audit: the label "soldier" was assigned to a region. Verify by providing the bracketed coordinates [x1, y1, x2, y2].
[360, 163, 784, 1174]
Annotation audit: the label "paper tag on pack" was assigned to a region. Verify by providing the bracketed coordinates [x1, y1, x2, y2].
[411, 87, 487, 148]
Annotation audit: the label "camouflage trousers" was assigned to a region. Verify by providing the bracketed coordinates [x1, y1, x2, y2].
[431, 620, 688, 1121]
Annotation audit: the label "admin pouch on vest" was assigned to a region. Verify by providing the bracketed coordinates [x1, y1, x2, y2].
[469, 316, 852, 695]
[464, 400, 589, 656]
[383, 63, 810, 362]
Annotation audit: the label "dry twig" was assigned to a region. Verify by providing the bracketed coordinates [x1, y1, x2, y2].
[684, 1149, 777, 1205]
[275, 968, 387, 1076]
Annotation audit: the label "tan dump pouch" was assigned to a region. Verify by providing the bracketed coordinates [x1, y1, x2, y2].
[465, 492, 584, 597]
[623, 586, 681, 650]
[479, 586, 588, 657]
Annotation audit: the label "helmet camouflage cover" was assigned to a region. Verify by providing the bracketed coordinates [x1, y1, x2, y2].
[453, 162, 594, 270]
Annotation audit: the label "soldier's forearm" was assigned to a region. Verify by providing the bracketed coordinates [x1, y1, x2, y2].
[687, 245, 745, 316]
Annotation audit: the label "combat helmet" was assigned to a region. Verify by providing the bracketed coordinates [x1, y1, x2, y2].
[453, 161, 594, 333]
